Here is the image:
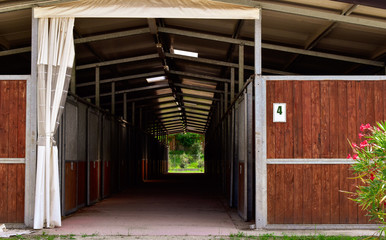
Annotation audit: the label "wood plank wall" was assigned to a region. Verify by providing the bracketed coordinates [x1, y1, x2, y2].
[266, 80, 385, 224]
[0, 80, 26, 223]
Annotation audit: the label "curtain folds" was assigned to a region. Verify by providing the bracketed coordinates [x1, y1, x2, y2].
[34, 17, 75, 230]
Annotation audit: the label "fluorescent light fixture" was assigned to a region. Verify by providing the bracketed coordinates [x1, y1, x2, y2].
[174, 49, 198, 58]
[146, 76, 166, 83]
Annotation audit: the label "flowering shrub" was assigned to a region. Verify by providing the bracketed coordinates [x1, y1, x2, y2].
[347, 122, 386, 236]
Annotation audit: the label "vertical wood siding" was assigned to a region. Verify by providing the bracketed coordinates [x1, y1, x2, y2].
[0, 80, 26, 223]
[267, 80, 384, 224]
[0, 81, 26, 158]
[267, 164, 370, 224]
[267, 80, 385, 158]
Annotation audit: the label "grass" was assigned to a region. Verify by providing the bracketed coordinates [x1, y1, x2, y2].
[168, 169, 204, 173]
[0, 233, 375, 240]
[225, 233, 372, 240]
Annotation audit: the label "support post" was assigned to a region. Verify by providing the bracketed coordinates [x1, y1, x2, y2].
[95, 67, 100, 107]
[132, 102, 135, 126]
[123, 93, 127, 120]
[224, 83, 228, 111]
[231, 67, 235, 102]
[238, 44, 244, 93]
[111, 82, 115, 115]
[254, 10, 266, 229]
[139, 108, 142, 129]
[70, 59, 76, 94]
[25, 11, 38, 228]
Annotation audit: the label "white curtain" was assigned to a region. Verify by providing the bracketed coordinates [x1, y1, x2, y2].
[34, 0, 260, 19]
[34, 17, 75, 230]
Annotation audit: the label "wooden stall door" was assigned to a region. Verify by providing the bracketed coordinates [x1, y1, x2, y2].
[102, 116, 112, 198]
[87, 109, 100, 205]
[266, 80, 386, 224]
[77, 102, 87, 208]
[0, 80, 26, 223]
[237, 95, 247, 220]
[63, 101, 78, 214]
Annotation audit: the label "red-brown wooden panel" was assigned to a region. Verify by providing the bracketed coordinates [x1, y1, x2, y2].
[275, 82, 285, 158]
[17, 81, 26, 158]
[266, 82, 275, 159]
[0, 164, 25, 223]
[103, 161, 111, 197]
[7, 164, 17, 222]
[293, 82, 303, 158]
[320, 81, 330, 158]
[321, 164, 331, 223]
[293, 164, 303, 223]
[267, 164, 275, 224]
[284, 164, 294, 223]
[311, 82, 321, 159]
[8, 81, 18, 158]
[65, 162, 77, 212]
[329, 81, 339, 158]
[0, 164, 7, 222]
[267, 80, 385, 158]
[16, 164, 25, 222]
[77, 161, 86, 207]
[89, 161, 100, 204]
[274, 164, 285, 223]
[330, 164, 340, 223]
[0, 81, 26, 158]
[267, 164, 374, 224]
[0, 81, 10, 158]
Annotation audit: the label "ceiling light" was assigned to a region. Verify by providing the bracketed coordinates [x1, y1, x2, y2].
[173, 49, 198, 58]
[146, 76, 166, 83]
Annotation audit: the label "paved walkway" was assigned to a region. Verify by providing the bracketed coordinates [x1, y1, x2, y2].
[44, 174, 244, 236]
[30, 174, 379, 239]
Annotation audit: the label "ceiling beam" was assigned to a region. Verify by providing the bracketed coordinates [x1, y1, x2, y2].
[126, 93, 173, 102]
[177, 92, 220, 101]
[84, 83, 169, 98]
[74, 28, 150, 44]
[159, 27, 384, 67]
[212, 0, 386, 30]
[284, 4, 358, 71]
[169, 69, 233, 83]
[77, 71, 165, 87]
[174, 83, 224, 94]
[76, 53, 159, 70]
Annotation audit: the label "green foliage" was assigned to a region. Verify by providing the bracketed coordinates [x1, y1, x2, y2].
[347, 122, 386, 237]
[168, 133, 204, 173]
[175, 133, 202, 148]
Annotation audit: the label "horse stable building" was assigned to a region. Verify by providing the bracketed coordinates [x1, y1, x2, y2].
[0, 0, 385, 231]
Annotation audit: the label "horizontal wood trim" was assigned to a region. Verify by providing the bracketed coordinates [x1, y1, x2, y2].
[0, 158, 25, 164]
[266, 224, 381, 230]
[0, 75, 30, 80]
[263, 76, 386, 81]
[267, 159, 355, 164]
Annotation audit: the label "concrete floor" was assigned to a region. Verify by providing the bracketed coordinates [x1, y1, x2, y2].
[45, 174, 245, 236]
[38, 174, 379, 239]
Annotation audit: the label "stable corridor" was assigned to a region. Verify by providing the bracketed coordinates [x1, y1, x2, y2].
[46, 174, 243, 236]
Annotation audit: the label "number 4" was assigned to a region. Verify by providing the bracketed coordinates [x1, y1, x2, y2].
[277, 106, 282, 115]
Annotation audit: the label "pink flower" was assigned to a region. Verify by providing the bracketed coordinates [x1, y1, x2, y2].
[347, 154, 351, 159]
[360, 140, 368, 149]
[352, 154, 358, 160]
[360, 123, 371, 132]
[352, 143, 358, 148]
[358, 133, 364, 139]
[370, 173, 375, 181]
